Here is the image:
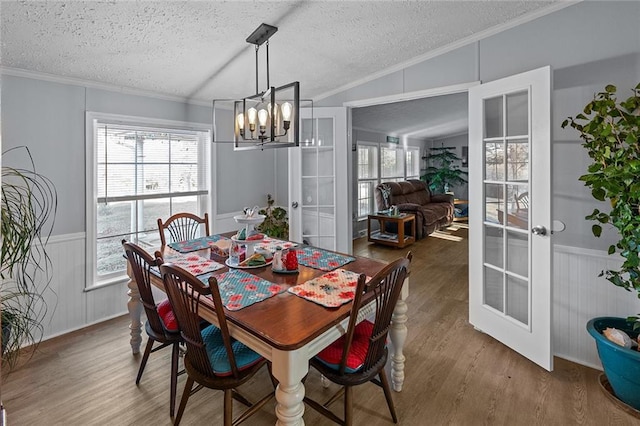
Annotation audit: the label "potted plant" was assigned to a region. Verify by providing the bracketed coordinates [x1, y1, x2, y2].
[1, 146, 57, 369]
[562, 83, 640, 410]
[256, 194, 288, 239]
[421, 146, 468, 194]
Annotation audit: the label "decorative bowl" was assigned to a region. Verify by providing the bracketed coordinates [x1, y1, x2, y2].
[233, 214, 266, 226]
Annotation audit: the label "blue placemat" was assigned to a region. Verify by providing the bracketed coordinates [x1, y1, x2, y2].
[168, 235, 230, 253]
[295, 247, 356, 272]
[198, 269, 285, 311]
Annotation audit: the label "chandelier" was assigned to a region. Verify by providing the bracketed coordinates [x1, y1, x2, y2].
[214, 23, 300, 150]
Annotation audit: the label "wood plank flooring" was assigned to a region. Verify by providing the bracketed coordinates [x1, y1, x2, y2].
[3, 225, 638, 425]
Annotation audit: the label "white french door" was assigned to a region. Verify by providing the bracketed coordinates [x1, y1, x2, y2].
[289, 107, 350, 253]
[468, 66, 552, 371]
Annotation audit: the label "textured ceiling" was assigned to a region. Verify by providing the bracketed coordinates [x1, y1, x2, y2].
[352, 92, 469, 140]
[1, 1, 562, 103]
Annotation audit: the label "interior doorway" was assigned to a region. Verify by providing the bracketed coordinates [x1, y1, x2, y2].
[345, 83, 478, 250]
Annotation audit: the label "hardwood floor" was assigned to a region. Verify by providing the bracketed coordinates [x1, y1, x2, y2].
[3, 225, 638, 425]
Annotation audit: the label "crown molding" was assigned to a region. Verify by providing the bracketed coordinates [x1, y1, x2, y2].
[314, 1, 580, 102]
[343, 82, 479, 108]
[0, 66, 213, 107]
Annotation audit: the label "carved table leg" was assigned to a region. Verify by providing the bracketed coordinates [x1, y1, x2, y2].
[272, 348, 307, 425]
[127, 268, 143, 355]
[389, 276, 409, 392]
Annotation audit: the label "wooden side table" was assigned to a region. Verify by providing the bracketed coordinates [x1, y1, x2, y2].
[367, 213, 416, 248]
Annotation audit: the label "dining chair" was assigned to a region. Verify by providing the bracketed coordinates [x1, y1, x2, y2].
[122, 240, 183, 418]
[515, 191, 529, 210]
[157, 212, 210, 246]
[304, 252, 412, 425]
[159, 262, 275, 426]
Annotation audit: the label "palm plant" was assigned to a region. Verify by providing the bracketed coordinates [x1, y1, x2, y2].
[421, 146, 468, 194]
[1, 146, 57, 369]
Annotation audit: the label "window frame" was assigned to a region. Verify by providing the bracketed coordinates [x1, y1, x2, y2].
[85, 112, 213, 290]
[380, 144, 405, 182]
[356, 141, 422, 220]
[405, 146, 421, 180]
[356, 142, 379, 219]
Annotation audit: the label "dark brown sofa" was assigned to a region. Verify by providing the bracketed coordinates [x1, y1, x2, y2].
[374, 179, 454, 239]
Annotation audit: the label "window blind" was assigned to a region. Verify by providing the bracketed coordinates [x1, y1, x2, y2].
[96, 123, 207, 203]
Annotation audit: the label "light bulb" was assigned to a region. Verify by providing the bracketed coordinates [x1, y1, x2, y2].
[247, 107, 257, 125]
[281, 102, 293, 122]
[236, 113, 244, 131]
[258, 109, 268, 127]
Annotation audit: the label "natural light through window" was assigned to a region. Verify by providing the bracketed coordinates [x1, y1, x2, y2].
[356, 142, 421, 219]
[86, 114, 211, 288]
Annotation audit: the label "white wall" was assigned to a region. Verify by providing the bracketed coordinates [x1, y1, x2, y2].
[1, 73, 280, 338]
[319, 1, 640, 251]
[2, 1, 639, 366]
[316, 1, 640, 368]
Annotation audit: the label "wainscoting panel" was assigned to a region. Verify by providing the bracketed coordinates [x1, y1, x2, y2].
[40, 233, 129, 341]
[37, 234, 640, 371]
[213, 212, 240, 235]
[553, 245, 640, 369]
[41, 233, 86, 339]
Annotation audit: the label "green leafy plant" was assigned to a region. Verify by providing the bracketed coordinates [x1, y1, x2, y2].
[257, 194, 288, 240]
[421, 146, 468, 194]
[1, 146, 57, 369]
[562, 83, 640, 321]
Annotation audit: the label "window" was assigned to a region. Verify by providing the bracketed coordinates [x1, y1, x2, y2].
[381, 146, 404, 182]
[406, 147, 421, 179]
[86, 113, 211, 288]
[357, 144, 378, 218]
[356, 142, 422, 219]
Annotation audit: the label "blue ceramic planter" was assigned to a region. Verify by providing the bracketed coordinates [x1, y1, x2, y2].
[587, 317, 640, 410]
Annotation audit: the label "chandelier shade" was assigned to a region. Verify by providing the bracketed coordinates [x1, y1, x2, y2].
[213, 23, 301, 151]
[233, 81, 299, 149]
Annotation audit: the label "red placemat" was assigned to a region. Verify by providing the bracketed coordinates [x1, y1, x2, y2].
[288, 269, 363, 307]
[257, 237, 298, 252]
[163, 253, 224, 276]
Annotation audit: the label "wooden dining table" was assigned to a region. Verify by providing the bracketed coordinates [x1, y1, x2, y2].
[125, 236, 410, 425]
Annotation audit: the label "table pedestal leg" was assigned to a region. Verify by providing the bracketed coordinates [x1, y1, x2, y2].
[127, 272, 143, 354]
[272, 349, 307, 425]
[390, 276, 409, 392]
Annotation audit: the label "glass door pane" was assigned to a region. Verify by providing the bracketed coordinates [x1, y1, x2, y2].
[482, 90, 531, 326]
[300, 117, 336, 250]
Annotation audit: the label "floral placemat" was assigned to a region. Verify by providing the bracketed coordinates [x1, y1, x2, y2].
[168, 235, 230, 253]
[162, 253, 225, 276]
[257, 237, 298, 253]
[198, 269, 285, 311]
[288, 269, 363, 308]
[295, 247, 355, 271]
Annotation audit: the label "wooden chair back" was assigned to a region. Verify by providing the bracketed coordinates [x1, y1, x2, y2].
[515, 192, 529, 210]
[157, 212, 210, 246]
[338, 253, 411, 376]
[159, 263, 241, 379]
[122, 240, 166, 336]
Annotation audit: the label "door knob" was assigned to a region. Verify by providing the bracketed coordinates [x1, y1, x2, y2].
[291, 201, 299, 209]
[531, 225, 547, 236]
